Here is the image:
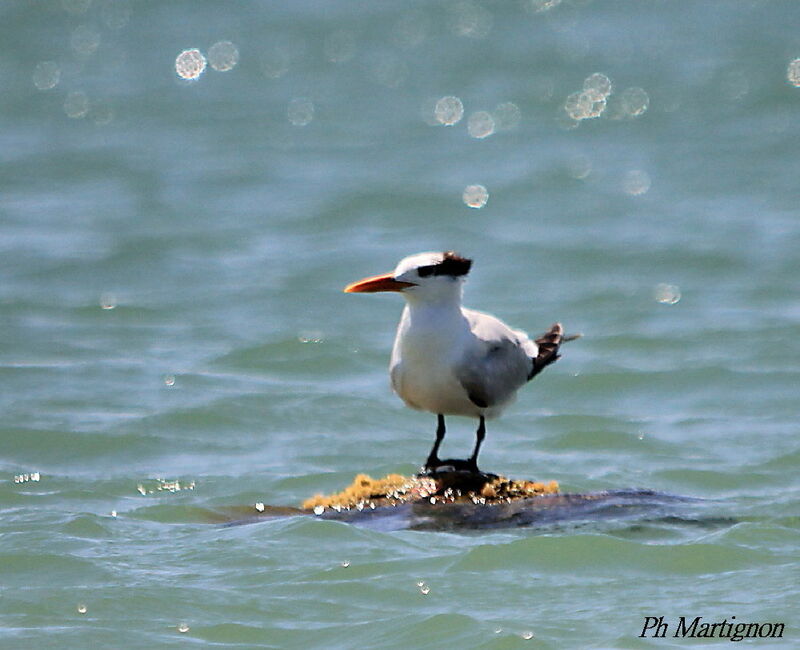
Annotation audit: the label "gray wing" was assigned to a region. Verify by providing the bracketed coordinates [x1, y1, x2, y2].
[455, 309, 537, 408]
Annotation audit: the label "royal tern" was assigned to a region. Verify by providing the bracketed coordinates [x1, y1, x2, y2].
[345, 251, 571, 474]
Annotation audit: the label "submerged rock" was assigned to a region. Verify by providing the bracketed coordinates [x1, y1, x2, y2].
[301, 471, 560, 512]
[213, 472, 703, 531]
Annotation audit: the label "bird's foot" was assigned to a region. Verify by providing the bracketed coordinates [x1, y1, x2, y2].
[419, 457, 496, 480]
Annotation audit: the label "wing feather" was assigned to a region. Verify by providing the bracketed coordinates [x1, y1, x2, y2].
[455, 309, 534, 408]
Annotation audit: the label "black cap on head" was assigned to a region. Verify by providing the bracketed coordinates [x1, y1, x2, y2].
[417, 251, 472, 278]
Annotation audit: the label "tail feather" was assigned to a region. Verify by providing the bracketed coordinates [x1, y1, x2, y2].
[528, 322, 564, 381]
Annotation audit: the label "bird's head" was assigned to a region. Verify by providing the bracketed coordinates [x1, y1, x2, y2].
[344, 251, 472, 303]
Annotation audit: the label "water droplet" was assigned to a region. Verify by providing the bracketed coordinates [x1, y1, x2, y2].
[467, 111, 495, 139]
[136, 484, 146, 495]
[654, 283, 681, 305]
[637, 432, 645, 441]
[420, 584, 430, 595]
[163, 374, 176, 387]
[64, 91, 90, 119]
[99, 292, 117, 310]
[175, 49, 206, 80]
[622, 169, 651, 196]
[787, 58, 800, 87]
[110, 510, 117, 517]
[583, 73, 613, 100]
[494, 628, 503, 634]
[208, 41, 239, 72]
[493, 102, 521, 130]
[416, 581, 425, 587]
[255, 502, 265, 512]
[177, 622, 190, 633]
[33, 61, 61, 90]
[77, 603, 88, 614]
[71, 25, 101, 57]
[287, 97, 314, 126]
[341, 560, 350, 568]
[313, 505, 324, 515]
[324, 30, 356, 64]
[522, 630, 534, 640]
[434, 95, 464, 126]
[620, 87, 649, 117]
[462, 184, 489, 209]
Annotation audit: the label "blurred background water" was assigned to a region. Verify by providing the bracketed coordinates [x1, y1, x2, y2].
[1, 0, 799, 647]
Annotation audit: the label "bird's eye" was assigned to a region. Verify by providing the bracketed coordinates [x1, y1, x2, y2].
[417, 265, 435, 277]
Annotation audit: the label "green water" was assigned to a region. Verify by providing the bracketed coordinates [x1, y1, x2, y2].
[1, 0, 798, 647]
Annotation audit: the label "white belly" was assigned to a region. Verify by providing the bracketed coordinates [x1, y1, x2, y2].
[392, 357, 480, 416]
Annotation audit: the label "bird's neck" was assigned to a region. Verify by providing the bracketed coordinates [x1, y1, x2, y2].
[404, 291, 463, 314]
[403, 294, 465, 332]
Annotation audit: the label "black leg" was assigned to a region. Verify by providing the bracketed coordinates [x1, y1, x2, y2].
[424, 414, 446, 470]
[467, 416, 486, 472]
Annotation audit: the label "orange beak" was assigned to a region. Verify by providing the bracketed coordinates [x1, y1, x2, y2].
[344, 272, 416, 293]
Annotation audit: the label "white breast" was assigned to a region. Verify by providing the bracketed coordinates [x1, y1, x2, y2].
[390, 305, 494, 417]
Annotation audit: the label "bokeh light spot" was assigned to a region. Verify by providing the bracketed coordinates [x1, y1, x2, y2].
[564, 91, 606, 120]
[208, 41, 239, 72]
[467, 111, 495, 138]
[434, 96, 464, 126]
[33, 61, 61, 90]
[623, 169, 651, 196]
[654, 283, 681, 305]
[324, 30, 356, 64]
[64, 91, 90, 119]
[582, 73, 613, 101]
[372, 55, 409, 88]
[449, 1, 493, 39]
[260, 47, 290, 79]
[288, 98, 314, 126]
[71, 25, 101, 57]
[787, 58, 800, 87]
[620, 87, 649, 117]
[101, 0, 132, 29]
[175, 48, 207, 80]
[567, 154, 592, 180]
[62, 0, 92, 15]
[92, 101, 114, 126]
[526, 0, 562, 12]
[463, 184, 489, 208]
[493, 102, 521, 130]
[393, 10, 429, 49]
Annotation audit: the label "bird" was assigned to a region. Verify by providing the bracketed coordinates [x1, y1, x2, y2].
[344, 251, 572, 475]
